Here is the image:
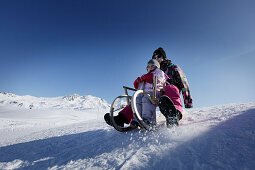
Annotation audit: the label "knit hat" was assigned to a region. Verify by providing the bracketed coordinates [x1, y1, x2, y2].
[152, 47, 166, 59]
[147, 59, 160, 69]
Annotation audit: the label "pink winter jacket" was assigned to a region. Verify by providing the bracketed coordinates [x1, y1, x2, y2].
[139, 68, 166, 92]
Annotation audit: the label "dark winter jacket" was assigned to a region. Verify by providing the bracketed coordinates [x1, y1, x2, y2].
[160, 59, 193, 108]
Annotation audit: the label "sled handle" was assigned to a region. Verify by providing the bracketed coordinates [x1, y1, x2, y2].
[123, 86, 137, 92]
[123, 86, 137, 105]
[123, 75, 158, 105]
[152, 76, 157, 100]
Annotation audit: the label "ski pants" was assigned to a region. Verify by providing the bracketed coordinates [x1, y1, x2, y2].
[165, 84, 183, 115]
[134, 91, 159, 124]
[119, 91, 159, 124]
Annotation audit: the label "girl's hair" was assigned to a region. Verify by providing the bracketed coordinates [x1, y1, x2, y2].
[152, 47, 166, 59]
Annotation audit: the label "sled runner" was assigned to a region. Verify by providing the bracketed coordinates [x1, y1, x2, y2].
[109, 76, 172, 132]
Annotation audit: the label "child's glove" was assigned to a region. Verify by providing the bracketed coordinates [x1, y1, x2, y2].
[141, 73, 153, 83]
[133, 77, 142, 89]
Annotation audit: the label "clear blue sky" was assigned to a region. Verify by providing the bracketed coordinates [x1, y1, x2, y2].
[0, 0, 255, 108]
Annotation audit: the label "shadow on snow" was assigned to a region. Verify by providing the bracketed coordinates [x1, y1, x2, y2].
[0, 128, 136, 169]
[149, 108, 255, 170]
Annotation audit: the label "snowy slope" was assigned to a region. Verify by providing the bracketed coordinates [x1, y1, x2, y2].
[0, 93, 255, 170]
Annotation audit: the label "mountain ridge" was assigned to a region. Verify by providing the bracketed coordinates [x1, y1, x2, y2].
[0, 92, 110, 110]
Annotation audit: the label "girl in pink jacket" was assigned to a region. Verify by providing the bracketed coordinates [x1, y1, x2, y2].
[132, 59, 165, 126]
[104, 59, 165, 127]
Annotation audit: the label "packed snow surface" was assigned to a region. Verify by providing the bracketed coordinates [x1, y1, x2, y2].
[0, 92, 255, 169]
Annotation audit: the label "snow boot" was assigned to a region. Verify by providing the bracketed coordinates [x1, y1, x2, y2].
[130, 120, 139, 129]
[104, 113, 112, 126]
[104, 113, 128, 127]
[159, 96, 179, 127]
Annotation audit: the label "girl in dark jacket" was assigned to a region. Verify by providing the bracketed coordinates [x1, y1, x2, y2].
[152, 47, 193, 126]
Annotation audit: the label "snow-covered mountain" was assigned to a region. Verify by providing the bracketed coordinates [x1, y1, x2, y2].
[0, 93, 255, 169]
[0, 92, 110, 110]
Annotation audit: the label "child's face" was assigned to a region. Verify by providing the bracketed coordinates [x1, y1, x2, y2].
[156, 57, 164, 64]
[152, 55, 164, 64]
[146, 64, 155, 72]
